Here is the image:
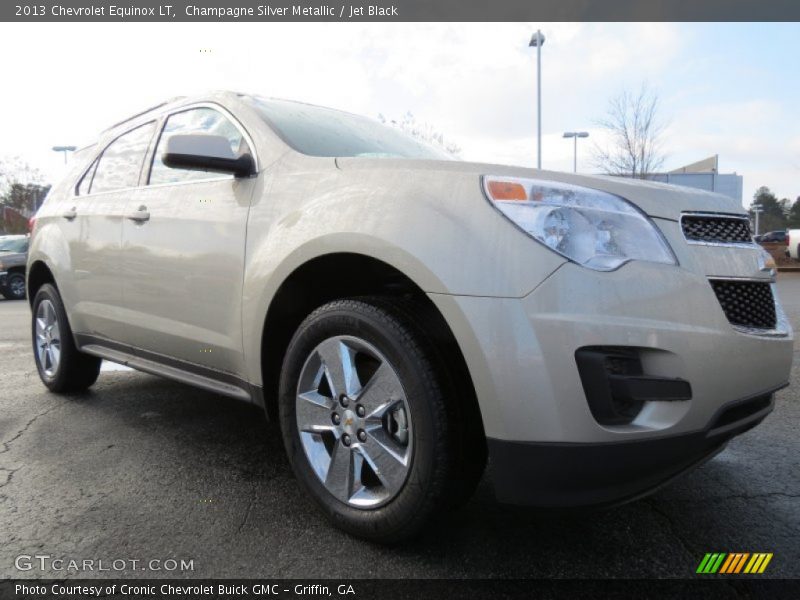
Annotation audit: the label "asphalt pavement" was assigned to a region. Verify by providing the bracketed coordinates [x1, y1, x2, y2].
[1, 277, 799, 579]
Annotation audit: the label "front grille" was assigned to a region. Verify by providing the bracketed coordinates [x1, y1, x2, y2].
[710, 280, 776, 329]
[682, 214, 752, 244]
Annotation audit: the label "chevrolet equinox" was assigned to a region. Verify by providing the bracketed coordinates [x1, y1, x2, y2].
[27, 92, 792, 542]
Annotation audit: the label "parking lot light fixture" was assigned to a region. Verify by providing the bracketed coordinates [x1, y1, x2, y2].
[562, 131, 589, 173]
[52, 145, 77, 164]
[752, 204, 764, 236]
[529, 30, 545, 169]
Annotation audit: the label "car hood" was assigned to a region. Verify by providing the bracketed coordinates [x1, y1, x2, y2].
[334, 158, 745, 221]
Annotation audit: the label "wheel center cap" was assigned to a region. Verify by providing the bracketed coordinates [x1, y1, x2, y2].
[341, 409, 358, 435]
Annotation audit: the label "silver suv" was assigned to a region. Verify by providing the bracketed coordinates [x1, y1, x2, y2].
[28, 92, 792, 541]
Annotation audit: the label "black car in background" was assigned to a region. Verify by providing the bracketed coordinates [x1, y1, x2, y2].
[756, 230, 788, 243]
[0, 235, 29, 300]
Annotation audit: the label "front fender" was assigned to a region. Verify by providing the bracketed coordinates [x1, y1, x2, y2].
[239, 156, 566, 385]
[240, 233, 449, 386]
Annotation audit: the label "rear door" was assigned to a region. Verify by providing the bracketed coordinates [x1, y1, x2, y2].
[120, 105, 257, 376]
[65, 122, 156, 340]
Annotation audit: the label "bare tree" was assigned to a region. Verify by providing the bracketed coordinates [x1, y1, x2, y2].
[378, 112, 462, 157]
[0, 155, 45, 195]
[592, 84, 667, 178]
[0, 156, 49, 234]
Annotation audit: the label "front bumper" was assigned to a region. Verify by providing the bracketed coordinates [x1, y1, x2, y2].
[430, 260, 792, 444]
[0, 271, 7, 288]
[427, 223, 792, 507]
[488, 386, 779, 507]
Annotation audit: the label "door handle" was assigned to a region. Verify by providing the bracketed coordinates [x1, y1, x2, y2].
[62, 207, 77, 220]
[126, 205, 150, 222]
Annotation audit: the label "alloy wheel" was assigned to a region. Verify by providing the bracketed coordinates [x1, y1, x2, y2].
[35, 299, 61, 378]
[8, 275, 26, 299]
[295, 335, 413, 508]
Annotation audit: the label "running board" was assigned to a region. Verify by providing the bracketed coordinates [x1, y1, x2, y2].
[79, 341, 256, 404]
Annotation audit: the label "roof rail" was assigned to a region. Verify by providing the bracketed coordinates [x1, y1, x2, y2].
[102, 95, 186, 133]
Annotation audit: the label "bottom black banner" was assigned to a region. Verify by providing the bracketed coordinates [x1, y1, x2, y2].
[1, 579, 798, 600]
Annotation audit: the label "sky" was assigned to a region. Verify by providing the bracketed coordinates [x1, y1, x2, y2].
[0, 22, 798, 207]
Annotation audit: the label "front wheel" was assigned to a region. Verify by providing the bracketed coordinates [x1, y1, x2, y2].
[5, 273, 27, 300]
[279, 298, 468, 542]
[32, 283, 102, 393]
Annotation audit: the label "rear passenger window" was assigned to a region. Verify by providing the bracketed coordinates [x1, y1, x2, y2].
[148, 107, 250, 186]
[90, 122, 156, 194]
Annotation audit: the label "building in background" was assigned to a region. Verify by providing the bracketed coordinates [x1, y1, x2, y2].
[645, 155, 743, 203]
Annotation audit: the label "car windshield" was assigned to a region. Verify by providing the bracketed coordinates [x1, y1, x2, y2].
[247, 97, 453, 161]
[0, 238, 27, 253]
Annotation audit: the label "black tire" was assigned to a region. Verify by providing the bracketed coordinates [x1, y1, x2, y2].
[6, 272, 27, 300]
[279, 297, 478, 542]
[32, 283, 102, 393]
[363, 296, 487, 510]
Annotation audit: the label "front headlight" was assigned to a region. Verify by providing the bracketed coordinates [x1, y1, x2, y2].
[483, 176, 676, 271]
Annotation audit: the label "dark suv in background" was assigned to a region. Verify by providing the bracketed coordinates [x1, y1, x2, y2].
[0, 235, 29, 300]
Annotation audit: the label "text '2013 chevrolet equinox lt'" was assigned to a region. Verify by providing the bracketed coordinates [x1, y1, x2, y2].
[28, 92, 792, 542]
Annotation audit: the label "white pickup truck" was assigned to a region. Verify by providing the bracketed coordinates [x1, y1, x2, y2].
[787, 230, 800, 260]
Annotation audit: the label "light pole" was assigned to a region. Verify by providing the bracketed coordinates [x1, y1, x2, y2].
[752, 204, 764, 237]
[52, 145, 77, 164]
[562, 131, 589, 173]
[529, 30, 545, 170]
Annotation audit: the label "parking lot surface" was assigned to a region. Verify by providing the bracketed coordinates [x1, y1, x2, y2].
[1, 276, 799, 579]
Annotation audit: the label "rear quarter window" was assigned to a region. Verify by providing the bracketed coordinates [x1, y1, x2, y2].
[75, 159, 98, 196]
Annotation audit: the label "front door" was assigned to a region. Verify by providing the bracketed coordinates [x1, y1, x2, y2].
[120, 106, 256, 376]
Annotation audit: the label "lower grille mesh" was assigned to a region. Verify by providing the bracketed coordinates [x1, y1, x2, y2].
[710, 280, 776, 330]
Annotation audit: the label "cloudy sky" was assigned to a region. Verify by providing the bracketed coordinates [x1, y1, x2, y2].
[0, 22, 797, 207]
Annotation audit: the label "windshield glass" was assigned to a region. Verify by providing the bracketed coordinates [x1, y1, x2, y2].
[0, 238, 28, 253]
[248, 97, 453, 160]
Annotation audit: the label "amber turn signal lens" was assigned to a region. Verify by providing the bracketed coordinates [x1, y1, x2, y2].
[487, 180, 527, 201]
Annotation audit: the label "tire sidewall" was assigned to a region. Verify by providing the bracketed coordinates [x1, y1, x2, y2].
[279, 302, 443, 539]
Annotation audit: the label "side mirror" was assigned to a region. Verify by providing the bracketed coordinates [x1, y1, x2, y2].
[162, 134, 255, 178]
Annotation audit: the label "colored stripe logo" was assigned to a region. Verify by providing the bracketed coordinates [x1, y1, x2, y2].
[697, 553, 773, 574]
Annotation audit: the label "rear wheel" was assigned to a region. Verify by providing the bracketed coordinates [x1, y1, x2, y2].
[279, 297, 476, 542]
[32, 284, 101, 393]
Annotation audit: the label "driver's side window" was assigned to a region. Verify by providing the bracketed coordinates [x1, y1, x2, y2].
[148, 107, 250, 186]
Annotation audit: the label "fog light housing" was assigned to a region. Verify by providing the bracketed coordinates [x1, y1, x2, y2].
[575, 347, 692, 425]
